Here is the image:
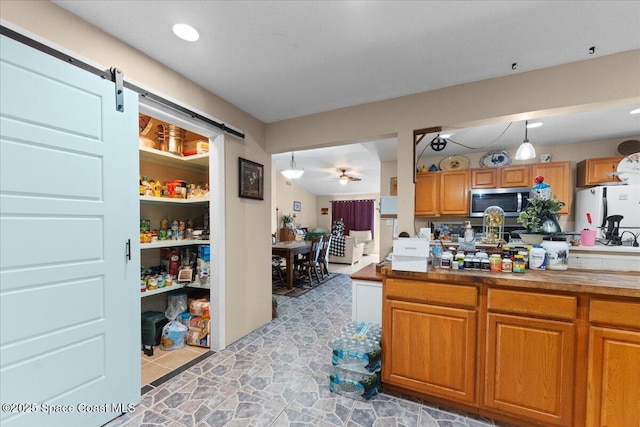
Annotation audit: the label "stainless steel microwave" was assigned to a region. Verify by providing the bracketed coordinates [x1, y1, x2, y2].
[469, 187, 530, 217]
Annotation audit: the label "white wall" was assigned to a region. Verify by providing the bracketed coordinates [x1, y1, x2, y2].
[273, 168, 318, 233]
[379, 160, 398, 257]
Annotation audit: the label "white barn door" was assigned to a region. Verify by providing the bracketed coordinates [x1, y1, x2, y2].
[0, 35, 140, 426]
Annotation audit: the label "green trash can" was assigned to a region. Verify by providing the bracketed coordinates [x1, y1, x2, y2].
[141, 311, 168, 356]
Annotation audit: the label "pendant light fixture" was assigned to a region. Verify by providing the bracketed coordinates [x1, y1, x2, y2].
[515, 120, 536, 160]
[281, 152, 304, 179]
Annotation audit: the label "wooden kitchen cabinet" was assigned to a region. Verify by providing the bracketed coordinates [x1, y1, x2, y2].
[586, 299, 640, 427]
[470, 168, 497, 188]
[576, 157, 623, 187]
[383, 279, 478, 403]
[498, 164, 531, 187]
[415, 172, 439, 216]
[485, 289, 577, 426]
[439, 170, 470, 215]
[532, 161, 571, 214]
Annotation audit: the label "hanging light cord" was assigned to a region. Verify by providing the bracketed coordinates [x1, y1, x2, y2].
[447, 121, 513, 150]
[416, 122, 513, 169]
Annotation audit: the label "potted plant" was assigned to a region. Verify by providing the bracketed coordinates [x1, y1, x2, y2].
[282, 214, 295, 229]
[517, 176, 566, 243]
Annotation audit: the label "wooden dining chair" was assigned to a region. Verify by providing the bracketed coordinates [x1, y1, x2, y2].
[317, 234, 332, 280]
[272, 255, 285, 285]
[300, 235, 323, 285]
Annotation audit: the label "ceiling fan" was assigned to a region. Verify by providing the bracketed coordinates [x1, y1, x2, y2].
[338, 169, 361, 185]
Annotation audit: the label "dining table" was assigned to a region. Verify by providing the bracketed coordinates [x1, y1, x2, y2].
[272, 240, 311, 290]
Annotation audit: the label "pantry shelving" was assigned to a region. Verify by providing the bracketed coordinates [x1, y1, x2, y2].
[140, 195, 209, 205]
[140, 239, 211, 250]
[139, 145, 208, 171]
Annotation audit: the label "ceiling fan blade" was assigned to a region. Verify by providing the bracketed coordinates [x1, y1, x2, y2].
[348, 176, 362, 181]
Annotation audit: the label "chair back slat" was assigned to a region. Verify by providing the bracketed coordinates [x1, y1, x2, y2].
[310, 235, 323, 262]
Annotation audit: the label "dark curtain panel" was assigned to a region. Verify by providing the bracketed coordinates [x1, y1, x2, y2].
[331, 199, 375, 236]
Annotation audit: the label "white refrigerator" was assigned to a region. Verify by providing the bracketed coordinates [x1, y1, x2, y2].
[575, 184, 640, 242]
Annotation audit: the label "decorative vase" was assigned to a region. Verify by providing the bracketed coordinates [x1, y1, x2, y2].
[541, 215, 561, 234]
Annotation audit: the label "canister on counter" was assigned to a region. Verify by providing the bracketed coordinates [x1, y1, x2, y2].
[518, 250, 529, 269]
[513, 255, 526, 273]
[472, 256, 481, 270]
[501, 255, 512, 272]
[464, 254, 474, 270]
[441, 251, 453, 269]
[456, 253, 465, 270]
[542, 237, 569, 270]
[490, 254, 502, 272]
[481, 258, 491, 271]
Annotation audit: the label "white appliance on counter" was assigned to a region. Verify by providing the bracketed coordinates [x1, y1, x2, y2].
[575, 184, 640, 242]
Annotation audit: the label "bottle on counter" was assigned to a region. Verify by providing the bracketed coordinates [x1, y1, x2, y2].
[513, 255, 526, 273]
[431, 241, 443, 269]
[456, 252, 465, 270]
[490, 254, 502, 272]
[501, 255, 513, 272]
[441, 250, 453, 269]
[529, 245, 547, 270]
[518, 250, 529, 269]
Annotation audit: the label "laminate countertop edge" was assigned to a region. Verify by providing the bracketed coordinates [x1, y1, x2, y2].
[381, 266, 640, 298]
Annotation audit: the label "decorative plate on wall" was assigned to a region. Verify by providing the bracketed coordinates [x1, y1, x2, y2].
[439, 155, 470, 171]
[480, 150, 512, 168]
[616, 152, 640, 185]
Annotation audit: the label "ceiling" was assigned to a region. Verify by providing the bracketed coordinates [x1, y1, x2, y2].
[52, 1, 640, 195]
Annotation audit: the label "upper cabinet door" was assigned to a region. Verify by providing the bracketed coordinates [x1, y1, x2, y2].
[439, 170, 470, 215]
[415, 172, 439, 216]
[532, 161, 571, 215]
[499, 165, 531, 188]
[471, 168, 497, 188]
[576, 157, 623, 187]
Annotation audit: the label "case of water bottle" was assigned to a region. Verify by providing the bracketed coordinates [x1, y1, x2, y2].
[329, 321, 382, 400]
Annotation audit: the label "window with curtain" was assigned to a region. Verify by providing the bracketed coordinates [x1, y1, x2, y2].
[331, 199, 375, 236]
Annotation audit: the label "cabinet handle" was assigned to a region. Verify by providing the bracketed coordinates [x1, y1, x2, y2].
[126, 239, 131, 261]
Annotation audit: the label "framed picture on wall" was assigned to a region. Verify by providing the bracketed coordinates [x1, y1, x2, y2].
[239, 157, 264, 200]
[293, 201, 301, 211]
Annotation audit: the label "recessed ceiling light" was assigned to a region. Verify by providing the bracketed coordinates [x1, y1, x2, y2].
[630, 108, 640, 115]
[526, 122, 543, 129]
[440, 133, 452, 139]
[173, 23, 199, 41]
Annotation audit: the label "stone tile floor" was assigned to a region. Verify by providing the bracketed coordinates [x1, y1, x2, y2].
[105, 273, 513, 427]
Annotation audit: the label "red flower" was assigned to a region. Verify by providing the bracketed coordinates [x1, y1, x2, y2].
[534, 175, 545, 184]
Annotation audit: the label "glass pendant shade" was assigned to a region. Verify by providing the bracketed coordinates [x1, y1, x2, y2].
[515, 120, 536, 160]
[339, 176, 349, 185]
[281, 153, 304, 179]
[515, 142, 536, 160]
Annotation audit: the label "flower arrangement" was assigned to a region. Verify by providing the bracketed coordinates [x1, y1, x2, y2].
[282, 214, 295, 228]
[517, 175, 565, 233]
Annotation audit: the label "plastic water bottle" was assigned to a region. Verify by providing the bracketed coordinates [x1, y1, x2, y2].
[329, 364, 381, 400]
[432, 242, 443, 269]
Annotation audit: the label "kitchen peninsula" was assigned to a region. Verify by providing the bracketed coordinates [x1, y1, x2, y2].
[380, 266, 640, 427]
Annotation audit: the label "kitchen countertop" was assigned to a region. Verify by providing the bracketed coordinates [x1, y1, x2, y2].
[350, 263, 383, 282]
[381, 266, 640, 298]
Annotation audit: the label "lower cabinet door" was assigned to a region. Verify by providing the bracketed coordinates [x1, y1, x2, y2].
[383, 300, 477, 403]
[586, 327, 640, 427]
[484, 313, 575, 426]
